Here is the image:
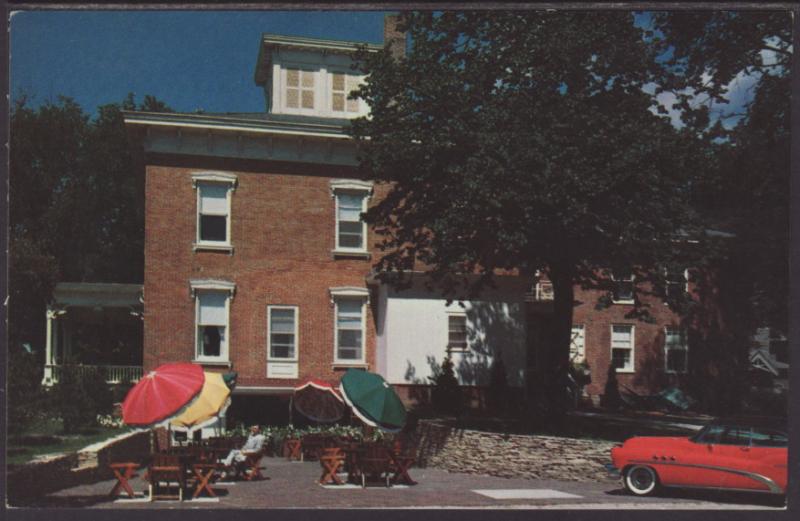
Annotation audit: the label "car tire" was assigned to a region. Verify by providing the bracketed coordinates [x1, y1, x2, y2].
[624, 465, 659, 496]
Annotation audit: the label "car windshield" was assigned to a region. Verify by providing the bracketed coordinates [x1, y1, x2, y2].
[690, 424, 724, 444]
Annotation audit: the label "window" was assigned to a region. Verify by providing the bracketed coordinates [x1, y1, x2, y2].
[570, 325, 585, 362]
[331, 72, 361, 114]
[193, 173, 236, 251]
[718, 426, 752, 446]
[447, 313, 468, 351]
[336, 191, 367, 252]
[665, 267, 689, 301]
[335, 298, 365, 363]
[611, 268, 635, 304]
[664, 327, 688, 374]
[611, 324, 634, 372]
[750, 428, 788, 448]
[284, 67, 315, 111]
[195, 291, 230, 362]
[267, 306, 297, 360]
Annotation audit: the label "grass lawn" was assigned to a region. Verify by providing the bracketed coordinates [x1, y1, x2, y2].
[8, 416, 132, 466]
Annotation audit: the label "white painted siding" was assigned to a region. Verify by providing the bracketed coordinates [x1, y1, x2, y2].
[380, 278, 528, 387]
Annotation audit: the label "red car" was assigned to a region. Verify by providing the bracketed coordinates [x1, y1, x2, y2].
[610, 418, 787, 497]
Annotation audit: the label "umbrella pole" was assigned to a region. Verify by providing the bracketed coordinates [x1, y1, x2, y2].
[289, 395, 293, 426]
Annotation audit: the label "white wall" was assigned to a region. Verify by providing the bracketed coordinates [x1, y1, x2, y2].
[379, 278, 528, 387]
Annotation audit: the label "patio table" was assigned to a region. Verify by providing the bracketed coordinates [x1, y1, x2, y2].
[285, 438, 302, 461]
[318, 447, 345, 485]
[109, 462, 140, 499]
[191, 463, 219, 498]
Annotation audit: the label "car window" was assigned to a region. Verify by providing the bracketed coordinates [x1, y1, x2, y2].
[751, 428, 788, 447]
[718, 426, 751, 446]
[693, 424, 726, 444]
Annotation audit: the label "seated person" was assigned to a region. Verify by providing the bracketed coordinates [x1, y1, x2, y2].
[221, 425, 266, 477]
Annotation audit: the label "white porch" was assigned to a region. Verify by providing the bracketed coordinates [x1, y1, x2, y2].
[42, 282, 144, 386]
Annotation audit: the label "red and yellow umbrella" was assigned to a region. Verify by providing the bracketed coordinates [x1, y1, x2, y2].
[170, 372, 232, 432]
[121, 363, 205, 427]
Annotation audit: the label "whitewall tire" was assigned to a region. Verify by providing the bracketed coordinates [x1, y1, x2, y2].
[624, 465, 658, 496]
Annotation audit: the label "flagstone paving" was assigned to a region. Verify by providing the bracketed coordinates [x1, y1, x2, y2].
[22, 456, 784, 509]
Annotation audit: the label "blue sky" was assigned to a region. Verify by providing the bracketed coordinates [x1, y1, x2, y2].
[10, 10, 388, 115]
[10, 9, 756, 128]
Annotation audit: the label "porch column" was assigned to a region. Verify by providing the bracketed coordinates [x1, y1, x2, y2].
[43, 306, 56, 385]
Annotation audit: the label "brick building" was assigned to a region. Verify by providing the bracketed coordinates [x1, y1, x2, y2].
[123, 16, 694, 423]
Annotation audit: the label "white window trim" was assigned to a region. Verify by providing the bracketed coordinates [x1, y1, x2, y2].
[664, 326, 689, 374]
[327, 68, 368, 117]
[333, 296, 367, 365]
[446, 310, 469, 352]
[193, 174, 236, 252]
[610, 324, 635, 373]
[570, 324, 586, 362]
[330, 183, 372, 255]
[193, 289, 232, 364]
[610, 271, 636, 304]
[664, 267, 690, 304]
[267, 305, 299, 363]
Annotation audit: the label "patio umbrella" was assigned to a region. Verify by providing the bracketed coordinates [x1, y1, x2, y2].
[292, 379, 345, 423]
[121, 362, 205, 427]
[169, 371, 232, 433]
[339, 369, 406, 432]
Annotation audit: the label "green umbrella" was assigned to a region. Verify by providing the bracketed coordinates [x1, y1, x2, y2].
[339, 369, 406, 432]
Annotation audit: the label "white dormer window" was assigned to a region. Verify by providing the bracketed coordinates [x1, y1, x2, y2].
[283, 67, 317, 113]
[331, 72, 362, 114]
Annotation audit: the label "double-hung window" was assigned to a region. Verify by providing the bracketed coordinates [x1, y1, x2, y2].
[447, 312, 468, 351]
[611, 324, 634, 372]
[331, 180, 372, 256]
[267, 305, 299, 378]
[193, 173, 236, 251]
[665, 267, 689, 301]
[191, 280, 234, 364]
[611, 268, 635, 304]
[570, 324, 586, 362]
[335, 298, 365, 363]
[664, 326, 688, 374]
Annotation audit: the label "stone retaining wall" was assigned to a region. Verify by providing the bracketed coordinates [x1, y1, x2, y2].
[7, 430, 150, 505]
[415, 420, 618, 483]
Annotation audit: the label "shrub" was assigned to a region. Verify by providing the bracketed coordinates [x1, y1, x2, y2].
[430, 355, 463, 416]
[601, 364, 622, 410]
[7, 345, 47, 435]
[51, 365, 114, 433]
[487, 353, 508, 415]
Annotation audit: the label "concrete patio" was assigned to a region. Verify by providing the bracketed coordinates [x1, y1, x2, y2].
[16, 455, 784, 510]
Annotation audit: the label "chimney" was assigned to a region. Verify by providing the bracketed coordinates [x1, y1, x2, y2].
[384, 13, 406, 59]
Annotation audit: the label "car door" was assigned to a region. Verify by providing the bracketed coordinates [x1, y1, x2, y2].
[712, 425, 763, 491]
[667, 425, 731, 488]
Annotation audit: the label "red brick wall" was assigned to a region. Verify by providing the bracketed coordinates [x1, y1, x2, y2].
[144, 156, 388, 389]
[573, 283, 691, 398]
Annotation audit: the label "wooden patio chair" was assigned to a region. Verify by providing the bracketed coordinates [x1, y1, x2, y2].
[358, 442, 393, 488]
[148, 453, 185, 501]
[240, 447, 268, 481]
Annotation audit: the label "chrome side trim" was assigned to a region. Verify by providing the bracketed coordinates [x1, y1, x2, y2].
[629, 460, 784, 494]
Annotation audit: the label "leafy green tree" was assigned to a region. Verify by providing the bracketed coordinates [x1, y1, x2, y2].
[652, 12, 791, 413]
[350, 12, 708, 418]
[9, 93, 172, 430]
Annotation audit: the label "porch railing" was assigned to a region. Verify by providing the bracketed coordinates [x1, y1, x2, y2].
[43, 364, 143, 385]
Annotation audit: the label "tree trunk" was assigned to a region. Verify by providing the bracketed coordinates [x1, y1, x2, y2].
[525, 262, 576, 424]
